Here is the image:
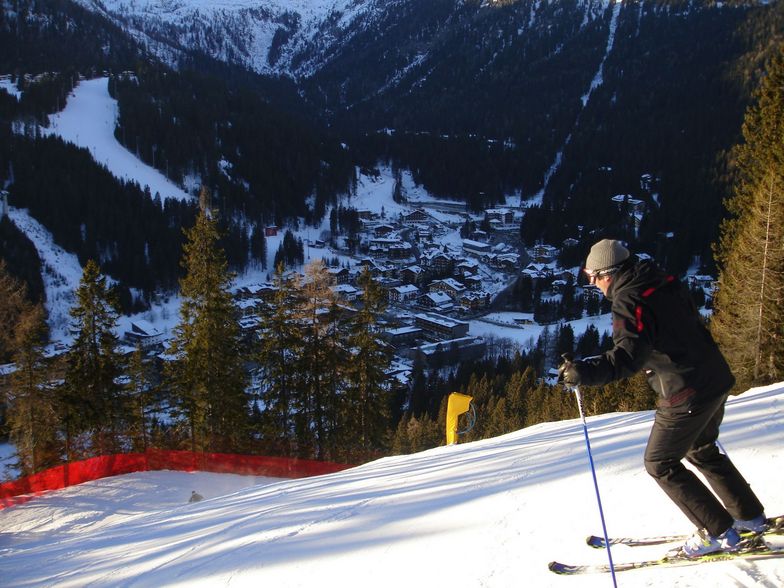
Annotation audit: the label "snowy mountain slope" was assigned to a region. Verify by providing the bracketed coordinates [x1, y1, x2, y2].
[72, 0, 381, 76]
[71, 0, 615, 82]
[0, 382, 782, 587]
[42, 77, 193, 203]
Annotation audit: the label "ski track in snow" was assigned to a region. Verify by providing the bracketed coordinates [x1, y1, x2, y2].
[0, 384, 783, 587]
[41, 77, 192, 203]
[7, 207, 82, 340]
[533, 0, 621, 200]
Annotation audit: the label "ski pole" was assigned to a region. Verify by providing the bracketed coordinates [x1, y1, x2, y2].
[569, 384, 618, 587]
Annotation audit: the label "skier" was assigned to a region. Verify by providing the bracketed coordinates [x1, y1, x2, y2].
[558, 238, 767, 558]
[189, 490, 204, 503]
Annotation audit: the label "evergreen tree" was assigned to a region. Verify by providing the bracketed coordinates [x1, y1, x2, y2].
[343, 267, 392, 458]
[712, 47, 784, 388]
[166, 204, 249, 453]
[257, 264, 303, 455]
[63, 260, 126, 458]
[127, 344, 156, 452]
[0, 259, 31, 364]
[292, 259, 342, 459]
[5, 305, 61, 474]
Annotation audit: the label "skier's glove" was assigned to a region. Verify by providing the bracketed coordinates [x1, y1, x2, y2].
[558, 353, 583, 386]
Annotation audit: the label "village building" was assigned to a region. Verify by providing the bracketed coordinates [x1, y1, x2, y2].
[381, 325, 423, 347]
[407, 336, 486, 367]
[331, 283, 359, 302]
[422, 250, 454, 273]
[484, 208, 515, 225]
[417, 292, 454, 313]
[414, 312, 470, 340]
[389, 284, 420, 303]
[530, 244, 558, 263]
[402, 209, 433, 224]
[327, 267, 350, 284]
[459, 290, 491, 310]
[123, 320, 165, 349]
[429, 278, 467, 299]
[399, 264, 423, 284]
[462, 239, 492, 257]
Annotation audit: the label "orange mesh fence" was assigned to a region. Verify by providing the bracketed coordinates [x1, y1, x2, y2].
[0, 450, 352, 509]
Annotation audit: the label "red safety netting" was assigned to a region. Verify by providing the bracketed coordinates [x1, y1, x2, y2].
[0, 450, 352, 509]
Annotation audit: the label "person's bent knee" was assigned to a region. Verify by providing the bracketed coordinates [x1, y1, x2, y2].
[644, 456, 676, 480]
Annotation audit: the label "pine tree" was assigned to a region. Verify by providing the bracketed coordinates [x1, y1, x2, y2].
[0, 259, 31, 363]
[292, 260, 343, 459]
[257, 264, 303, 455]
[166, 204, 249, 453]
[712, 47, 784, 388]
[5, 304, 61, 474]
[342, 267, 392, 458]
[127, 343, 156, 452]
[63, 260, 126, 458]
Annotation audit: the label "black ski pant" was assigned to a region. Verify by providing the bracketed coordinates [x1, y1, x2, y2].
[643, 392, 765, 537]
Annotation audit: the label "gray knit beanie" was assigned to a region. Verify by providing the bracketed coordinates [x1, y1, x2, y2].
[585, 239, 630, 272]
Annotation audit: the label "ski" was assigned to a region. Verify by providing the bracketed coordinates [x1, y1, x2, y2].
[549, 544, 784, 575]
[586, 515, 784, 549]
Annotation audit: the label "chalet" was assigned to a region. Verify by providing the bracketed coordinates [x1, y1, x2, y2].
[236, 284, 277, 302]
[414, 312, 469, 340]
[369, 237, 412, 259]
[327, 266, 350, 284]
[459, 291, 491, 310]
[485, 208, 515, 225]
[418, 292, 454, 313]
[463, 274, 483, 290]
[236, 298, 260, 317]
[373, 224, 396, 237]
[487, 252, 520, 270]
[399, 265, 423, 284]
[331, 284, 359, 302]
[402, 209, 433, 224]
[429, 278, 466, 299]
[123, 320, 165, 349]
[357, 209, 376, 220]
[386, 241, 414, 260]
[415, 226, 433, 241]
[422, 251, 454, 273]
[390, 284, 420, 303]
[456, 260, 480, 276]
[530, 244, 558, 263]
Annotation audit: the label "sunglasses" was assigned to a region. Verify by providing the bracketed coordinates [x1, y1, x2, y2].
[583, 267, 618, 285]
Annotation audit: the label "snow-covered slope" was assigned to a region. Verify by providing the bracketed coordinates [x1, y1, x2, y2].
[1, 383, 782, 587]
[73, 0, 380, 77]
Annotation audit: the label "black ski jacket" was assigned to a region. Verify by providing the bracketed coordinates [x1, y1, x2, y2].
[576, 258, 734, 406]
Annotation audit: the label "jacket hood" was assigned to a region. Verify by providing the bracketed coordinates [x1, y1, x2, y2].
[606, 257, 667, 302]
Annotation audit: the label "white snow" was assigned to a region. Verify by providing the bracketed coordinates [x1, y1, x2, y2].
[41, 77, 192, 203]
[6, 207, 83, 341]
[0, 76, 21, 100]
[0, 383, 782, 587]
